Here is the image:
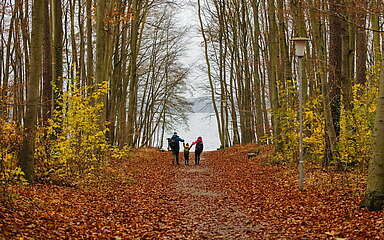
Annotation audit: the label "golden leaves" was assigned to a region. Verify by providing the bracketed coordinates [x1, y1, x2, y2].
[0, 120, 25, 183]
[35, 81, 110, 184]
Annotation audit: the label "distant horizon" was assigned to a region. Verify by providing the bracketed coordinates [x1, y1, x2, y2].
[163, 112, 220, 151]
[189, 96, 214, 113]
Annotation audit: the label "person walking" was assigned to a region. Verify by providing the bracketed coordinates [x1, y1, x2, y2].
[168, 132, 184, 165]
[183, 143, 191, 165]
[191, 136, 203, 165]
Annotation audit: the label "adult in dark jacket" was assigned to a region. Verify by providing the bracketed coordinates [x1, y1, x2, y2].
[191, 136, 203, 165]
[169, 132, 184, 165]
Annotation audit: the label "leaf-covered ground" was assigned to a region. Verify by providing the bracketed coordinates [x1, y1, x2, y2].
[1, 145, 383, 239]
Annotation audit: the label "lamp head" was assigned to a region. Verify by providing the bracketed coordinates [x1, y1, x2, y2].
[291, 37, 310, 57]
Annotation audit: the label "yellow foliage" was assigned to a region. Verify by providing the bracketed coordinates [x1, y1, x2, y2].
[275, 66, 378, 169]
[0, 120, 25, 183]
[35, 81, 109, 182]
[274, 80, 324, 164]
[109, 145, 133, 160]
[303, 93, 325, 162]
[339, 80, 378, 167]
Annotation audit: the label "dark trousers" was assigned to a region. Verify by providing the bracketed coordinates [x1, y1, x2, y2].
[172, 150, 180, 165]
[195, 151, 202, 165]
[184, 152, 190, 165]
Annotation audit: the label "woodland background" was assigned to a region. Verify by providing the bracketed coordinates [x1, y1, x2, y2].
[1, 0, 384, 214]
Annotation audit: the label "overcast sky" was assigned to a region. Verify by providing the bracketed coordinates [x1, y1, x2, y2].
[174, 0, 207, 98]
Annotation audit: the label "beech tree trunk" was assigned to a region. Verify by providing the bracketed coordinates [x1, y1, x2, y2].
[267, 0, 282, 151]
[86, 0, 94, 93]
[341, 1, 352, 111]
[251, 0, 265, 143]
[51, 0, 63, 112]
[42, 0, 52, 123]
[355, 0, 367, 85]
[327, 0, 342, 166]
[240, 0, 254, 144]
[95, 0, 107, 86]
[20, 0, 44, 183]
[361, 64, 384, 211]
[126, 0, 141, 146]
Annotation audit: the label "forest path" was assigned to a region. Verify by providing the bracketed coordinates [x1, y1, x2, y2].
[165, 154, 261, 239]
[2, 146, 381, 239]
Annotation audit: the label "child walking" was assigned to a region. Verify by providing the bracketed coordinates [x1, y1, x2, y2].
[183, 143, 191, 165]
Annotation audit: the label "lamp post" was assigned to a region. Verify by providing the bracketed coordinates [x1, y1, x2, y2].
[291, 37, 310, 191]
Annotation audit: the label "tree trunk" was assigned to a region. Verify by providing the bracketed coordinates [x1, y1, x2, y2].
[355, 0, 367, 85]
[371, 0, 381, 65]
[20, 0, 44, 183]
[277, 0, 292, 102]
[218, 0, 227, 147]
[126, 0, 141, 146]
[95, 0, 107, 86]
[78, 0, 86, 89]
[267, 0, 282, 151]
[86, 0, 94, 93]
[42, 0, 52, 123]
[117, 19, 130, 147]
[228, 50, 240, 145]
[1, 5, 17, 118]
[239, 0, 254, 144]
[341, 1, 352, 111]
[70, 0, 78, 82]
[251, 0, 265, 143]
[361, 62, 384, 211]
[51, 0, 63, 112]
[327, 0, 342, 166]
[18, 0, 30, 125]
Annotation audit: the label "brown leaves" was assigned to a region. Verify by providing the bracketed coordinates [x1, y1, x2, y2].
[205, 145, 384, 239]
[1, 146, 383, 239]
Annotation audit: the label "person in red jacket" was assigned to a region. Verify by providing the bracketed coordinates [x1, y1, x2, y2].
[191, 137, 204, 165]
